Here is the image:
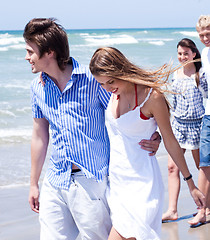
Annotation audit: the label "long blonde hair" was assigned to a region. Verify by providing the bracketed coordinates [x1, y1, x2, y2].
[89, 47, 173, 94]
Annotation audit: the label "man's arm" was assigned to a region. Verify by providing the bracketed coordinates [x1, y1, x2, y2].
[139, 131, 161, 156]
[29, 117, 49, 213]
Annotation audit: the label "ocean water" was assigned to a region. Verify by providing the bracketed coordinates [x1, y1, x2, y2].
[0, 27, 203, 187]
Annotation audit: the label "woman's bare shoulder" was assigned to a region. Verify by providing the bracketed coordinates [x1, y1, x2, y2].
[149, 89, 165, 103]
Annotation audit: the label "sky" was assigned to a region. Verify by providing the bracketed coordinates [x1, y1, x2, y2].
[0, 0, 209, 31]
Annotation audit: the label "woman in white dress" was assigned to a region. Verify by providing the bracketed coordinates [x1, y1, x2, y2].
[89, 47, 205, 240]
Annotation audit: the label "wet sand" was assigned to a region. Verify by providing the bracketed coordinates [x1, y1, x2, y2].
[0, 186, 39, 240]
[160, 148, 210, 240]
[0, 146, 209, 240]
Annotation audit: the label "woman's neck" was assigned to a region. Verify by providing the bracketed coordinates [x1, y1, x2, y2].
[179, 64, 196, 77]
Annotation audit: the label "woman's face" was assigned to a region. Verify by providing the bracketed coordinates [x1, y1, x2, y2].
[177, 45, 196, 65]
[94, 75, 128, 95]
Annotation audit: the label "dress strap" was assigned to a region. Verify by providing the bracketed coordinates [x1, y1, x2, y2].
[140, 88, 153, 107]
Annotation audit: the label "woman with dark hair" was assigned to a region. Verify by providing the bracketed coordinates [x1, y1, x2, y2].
[162, 38, 208, 222]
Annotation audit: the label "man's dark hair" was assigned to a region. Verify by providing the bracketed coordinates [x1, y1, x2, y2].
[23, 18, 69, 71]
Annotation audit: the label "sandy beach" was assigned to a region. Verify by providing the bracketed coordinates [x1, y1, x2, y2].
[0, 144, 210, 240]
[0, 186, 39, 240]
[159, 149, 210, 240]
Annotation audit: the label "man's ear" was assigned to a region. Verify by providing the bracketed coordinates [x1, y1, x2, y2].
[48, 50, 55, 58]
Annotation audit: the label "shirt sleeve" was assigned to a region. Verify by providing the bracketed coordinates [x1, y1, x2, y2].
[199, 71, 208, 98]
[97, 82, 111, 109]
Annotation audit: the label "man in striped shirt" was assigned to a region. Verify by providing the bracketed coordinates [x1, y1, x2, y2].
[24, 18, 161, 240]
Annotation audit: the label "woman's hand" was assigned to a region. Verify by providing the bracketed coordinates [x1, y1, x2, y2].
[187, 179, 206, 210]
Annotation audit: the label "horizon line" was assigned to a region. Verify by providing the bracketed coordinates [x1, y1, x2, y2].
[0, 26, 196, 32]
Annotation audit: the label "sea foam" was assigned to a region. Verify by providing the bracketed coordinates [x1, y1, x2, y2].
[0, 36, 24, 46]
[149, 41, 165, 46]
[174, 31, 199, 38]
[0, 127, 32, 143]
[0, 34, 25, 51]
[137, 37, 173, 46]
[83, 34, 138, 46]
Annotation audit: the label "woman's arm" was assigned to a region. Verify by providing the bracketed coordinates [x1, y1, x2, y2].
[148, 90, 205, 209]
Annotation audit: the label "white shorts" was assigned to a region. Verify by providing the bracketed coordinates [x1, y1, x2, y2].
[39, 171, 111, 240]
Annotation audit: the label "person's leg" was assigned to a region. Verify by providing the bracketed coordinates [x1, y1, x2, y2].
[162, 152, 184, 221]
[199, 167, 210, 216]
[199, 116, 210, 215]
[188, 167, 210, 225]
[192, 149, 200, 169]
[39, 177, 79, 240]
[189, 115, 210, 225]
[108, 227, 136, 240]
[69, 172, 112, 240]
[205, 183, 210, 216]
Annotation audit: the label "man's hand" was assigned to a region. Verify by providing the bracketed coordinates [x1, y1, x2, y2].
[29, 185, 40, 213]
[139, 131, 161, 156]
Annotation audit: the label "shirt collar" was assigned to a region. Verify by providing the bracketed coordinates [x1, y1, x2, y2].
[71, 57, 87, 76]
[41, 57, 87, 85]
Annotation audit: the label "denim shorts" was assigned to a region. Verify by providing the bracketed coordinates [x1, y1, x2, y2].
[199, 115, 210, 167]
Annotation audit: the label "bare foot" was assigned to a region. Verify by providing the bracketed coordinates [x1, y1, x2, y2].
[188, 209, 206, 225]
[162, 210, 178, 222]
[206, 208, 210, 216]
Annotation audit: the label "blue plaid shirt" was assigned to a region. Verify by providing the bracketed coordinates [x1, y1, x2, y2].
[31, 57, 111, 189]
[171, 70, 208, 120]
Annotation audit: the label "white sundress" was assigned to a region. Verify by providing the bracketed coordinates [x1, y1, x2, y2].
[106, 89, 164, 240]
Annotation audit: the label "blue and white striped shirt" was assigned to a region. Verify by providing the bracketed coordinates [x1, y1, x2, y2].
[31, 57, 111, 189]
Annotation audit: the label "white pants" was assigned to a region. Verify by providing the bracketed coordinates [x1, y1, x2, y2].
[39, 172, 112, 240]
